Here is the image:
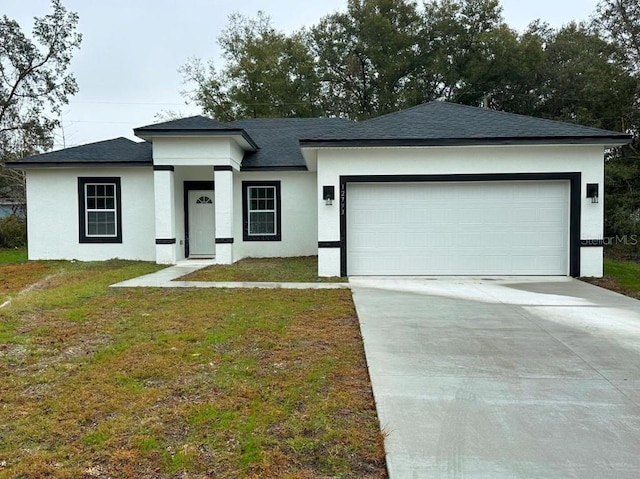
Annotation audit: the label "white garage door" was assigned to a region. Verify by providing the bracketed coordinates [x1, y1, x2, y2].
[347, 181, 569, 275]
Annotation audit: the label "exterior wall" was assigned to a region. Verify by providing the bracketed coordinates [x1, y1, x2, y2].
[214, 168, 234, 264]
[153, 169, 178, 263]
[24, 143, 604, 275]
[316, 145, 605, 277]
[152, 137, 243, 169]
[581, 247, 603, 277]
[233, 171, 318, 260]
[25, 167, 155, 261]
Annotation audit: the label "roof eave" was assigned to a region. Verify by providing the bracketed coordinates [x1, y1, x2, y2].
[240, 165, 308, 172]
[5, 160, 153, 169]
[133, 128, 259, 150]
[299, 135, 633, 148]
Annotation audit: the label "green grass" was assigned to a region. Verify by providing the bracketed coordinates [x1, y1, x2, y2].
[179, 256, 347, 283]
[583, 258, 640, 300]
[0, 248, 27, 264]
[604, 258, 640, 291]
[0, 260, 385, 478]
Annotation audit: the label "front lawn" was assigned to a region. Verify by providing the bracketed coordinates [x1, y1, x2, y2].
[0, 260, 385, 478]
[179, 256, 347, 283]
[0, 248, 27, 264]
[583, 258, 640, 300]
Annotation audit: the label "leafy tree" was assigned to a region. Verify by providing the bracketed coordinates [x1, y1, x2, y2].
[184, 0, 531, 121]
[604, 158, 640, 245]
[534, 23, 637, 132]
[0, 0, 82, 211]
[181, 12, 320, 121]
[591, 1, 640, 241]
[595, 0, 640, 74]
[420, 0, 515, 104]
[179, 2, 637, 132]
[311, 0, 423, 119]
[481, 20, 548, 113]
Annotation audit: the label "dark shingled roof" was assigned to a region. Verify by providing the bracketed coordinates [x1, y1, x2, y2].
[134, 115, 233, 132]
[300, 101, 632, 146]
[7, 137, 152, 167]
[229, 117, 354, 169]
[7, 103, 631, 169]
[133, 115, 259, 150]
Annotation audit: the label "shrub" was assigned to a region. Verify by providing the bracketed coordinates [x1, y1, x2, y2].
[0, 214, 27, 248]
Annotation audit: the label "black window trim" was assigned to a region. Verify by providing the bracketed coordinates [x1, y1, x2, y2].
[78, 177, 123, 244]
[242, 181, 282, 241]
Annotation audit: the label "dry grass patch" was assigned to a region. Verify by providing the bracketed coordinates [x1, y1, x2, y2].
[0, 261, 57, 296]
[0, 261, 385, 478]
[179, 256, 347, 283]
[0, 249, 58, 297]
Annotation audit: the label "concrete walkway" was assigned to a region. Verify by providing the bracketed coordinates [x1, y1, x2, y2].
[351, 276, 640, 479]
[110, 260, 349, 289]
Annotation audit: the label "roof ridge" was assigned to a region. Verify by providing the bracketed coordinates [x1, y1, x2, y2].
[54, 136, 136, 151]
[230, 117, 352, 123]
[359, 101, 441, 124]
[135, 115, 232, 131]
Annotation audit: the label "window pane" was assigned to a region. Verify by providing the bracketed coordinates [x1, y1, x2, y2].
[87, 211, 116, 236]
[86, 183, 116, 210]
[249, 188, 275, 212]
[249, 211, 275, 235]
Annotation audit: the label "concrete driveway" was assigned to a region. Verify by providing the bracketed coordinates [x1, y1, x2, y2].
[350, 277, 640, 479]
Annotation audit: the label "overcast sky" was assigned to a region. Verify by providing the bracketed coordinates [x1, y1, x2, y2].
[4, 0, 600, 149]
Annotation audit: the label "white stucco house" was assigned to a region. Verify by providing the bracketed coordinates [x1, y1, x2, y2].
[7, 102, 631, 277]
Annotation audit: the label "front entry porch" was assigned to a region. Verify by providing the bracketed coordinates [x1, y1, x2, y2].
[153, 165, 235, 265]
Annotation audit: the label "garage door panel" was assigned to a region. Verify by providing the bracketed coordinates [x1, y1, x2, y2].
[347, 181, 569, 276]
[539, 207, 566, 223]
[511, 207, 539, 222]
[459, 208, 483, 224]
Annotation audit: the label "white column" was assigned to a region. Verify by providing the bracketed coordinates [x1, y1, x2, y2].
[214, 166, 234, 264]
[153, 167, 178, 264]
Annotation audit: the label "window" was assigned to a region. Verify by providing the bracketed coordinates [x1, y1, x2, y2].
[242, 181, 281, 241]
[78, 177, 122, 243]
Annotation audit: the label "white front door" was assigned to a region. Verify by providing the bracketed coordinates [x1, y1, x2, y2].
[188, 190, 215, 257]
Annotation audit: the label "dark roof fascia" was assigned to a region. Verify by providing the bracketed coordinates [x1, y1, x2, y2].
[299, 135, 633, 148]
[240, 165, 308, 172]
[6, 161, 152, 169]
[133, 128, 259, 150]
